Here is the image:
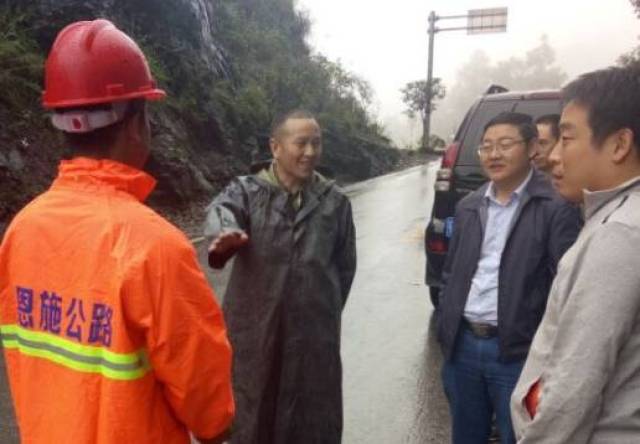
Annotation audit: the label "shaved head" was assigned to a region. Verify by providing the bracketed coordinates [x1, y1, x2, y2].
[270, 109, 318, 139]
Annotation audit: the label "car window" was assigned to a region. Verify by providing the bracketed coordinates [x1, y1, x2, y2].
[454, 106, 473, 142]
[456, 99, 515, 166]
[513, 99, 562, 119]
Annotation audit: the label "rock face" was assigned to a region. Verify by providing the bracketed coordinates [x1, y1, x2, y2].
[0, 0, 400, 226]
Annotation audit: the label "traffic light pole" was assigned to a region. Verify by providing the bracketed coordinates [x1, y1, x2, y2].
[422, 8, 507, 151]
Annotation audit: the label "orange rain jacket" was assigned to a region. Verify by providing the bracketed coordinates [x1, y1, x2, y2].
[0, 157, 234, 443]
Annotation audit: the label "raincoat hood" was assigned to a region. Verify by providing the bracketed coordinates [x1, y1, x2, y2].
[255, 161, 332, 211]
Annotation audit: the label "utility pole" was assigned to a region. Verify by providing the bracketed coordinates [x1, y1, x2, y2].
[423, 11, 436, 152]
[422, 7, 508, 151]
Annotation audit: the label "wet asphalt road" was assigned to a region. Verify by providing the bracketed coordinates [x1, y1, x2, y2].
[338, 162, 449, 444]
[0, 161, 450, 443]
[0, 349, 16, 444]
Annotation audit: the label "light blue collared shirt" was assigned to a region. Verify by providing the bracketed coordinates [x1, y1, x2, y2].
[464, 170, 533, 325]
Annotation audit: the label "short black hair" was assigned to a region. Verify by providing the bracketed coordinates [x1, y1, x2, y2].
[535, 114, 561, 140]
[484, 112, 538, 143]
[60, 99, 146, 155]
[562, 65, 640, 148]
[270, 109, 317, 138]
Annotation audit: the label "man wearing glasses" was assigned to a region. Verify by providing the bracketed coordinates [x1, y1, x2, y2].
[437, 112, 581, 444]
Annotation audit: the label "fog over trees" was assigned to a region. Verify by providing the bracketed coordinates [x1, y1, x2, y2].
[432, 35, 567, 139]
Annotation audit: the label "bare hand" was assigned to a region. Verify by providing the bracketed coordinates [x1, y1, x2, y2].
[208, 231, 249, 255]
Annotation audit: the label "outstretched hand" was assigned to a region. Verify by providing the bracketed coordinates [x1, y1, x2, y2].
[208, 231, 249, 255]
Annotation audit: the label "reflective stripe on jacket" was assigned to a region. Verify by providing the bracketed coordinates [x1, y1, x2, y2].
[0, 157, 234, 443]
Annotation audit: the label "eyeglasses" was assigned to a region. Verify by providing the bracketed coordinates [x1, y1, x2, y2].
[477, 139, 525, 156]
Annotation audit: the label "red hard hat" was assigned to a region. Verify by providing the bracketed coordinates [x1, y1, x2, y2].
[42, 19, 166, 109]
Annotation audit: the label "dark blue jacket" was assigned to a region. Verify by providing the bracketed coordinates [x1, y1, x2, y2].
[437, 170, 582, 362]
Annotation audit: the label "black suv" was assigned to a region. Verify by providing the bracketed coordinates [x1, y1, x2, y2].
[425, 86, 562, 307]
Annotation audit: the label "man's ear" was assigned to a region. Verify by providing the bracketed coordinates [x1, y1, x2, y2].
[122, 109, 144, 143]
[126, 106, 151, 167]
[610, 128, 635, 164]
[269, 137, 279, 160]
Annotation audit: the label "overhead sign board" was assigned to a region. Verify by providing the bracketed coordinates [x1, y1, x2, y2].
[467, 7, 508, 34]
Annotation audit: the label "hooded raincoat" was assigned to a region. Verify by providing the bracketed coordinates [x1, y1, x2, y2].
[204, 163, 356, 444]
[0, 157, 234, 444]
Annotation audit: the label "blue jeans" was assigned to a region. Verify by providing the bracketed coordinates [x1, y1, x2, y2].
[442, 326, 524, 444]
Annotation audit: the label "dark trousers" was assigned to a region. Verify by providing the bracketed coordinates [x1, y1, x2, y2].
[442, 326, 524, 444]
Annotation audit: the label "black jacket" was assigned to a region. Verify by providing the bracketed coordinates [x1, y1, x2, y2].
[437, 170, 582, 362]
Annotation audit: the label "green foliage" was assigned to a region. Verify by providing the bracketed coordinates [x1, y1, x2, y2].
[428, 134, 445, 150]
[620, 1, 640, 66]
[0, 0, 399, 227]
[408, 134, 444, 154]
[0, 0, 391, 152]
[0, 6, 44, 111]
[213, 0, 391, 149]
[400, 78, 446, 120]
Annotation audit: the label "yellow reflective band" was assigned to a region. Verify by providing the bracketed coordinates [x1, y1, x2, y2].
[0, 324, 151, 381]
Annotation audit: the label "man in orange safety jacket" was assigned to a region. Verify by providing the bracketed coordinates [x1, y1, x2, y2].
[0, 19, 234, 444]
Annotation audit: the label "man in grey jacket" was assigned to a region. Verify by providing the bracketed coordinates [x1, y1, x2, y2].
[203, 110, 356, 444]
[511, 65, 640, 443]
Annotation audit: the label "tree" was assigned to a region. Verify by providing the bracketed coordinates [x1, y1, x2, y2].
[401, 78, 446, 120]
[0, 0, 400, 225]
[492, 35, 567, 89]
[619, 0, 640, 66]
[400, 78, 446, 149]
[432, 35, 567, 138]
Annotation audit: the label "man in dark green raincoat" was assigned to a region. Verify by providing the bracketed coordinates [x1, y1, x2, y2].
[203, 110, 357, 444]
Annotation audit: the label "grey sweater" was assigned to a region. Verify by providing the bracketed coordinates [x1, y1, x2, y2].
[511, 176, 640, 444]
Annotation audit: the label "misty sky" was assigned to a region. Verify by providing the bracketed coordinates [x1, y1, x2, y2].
[296, 0, 640, 146]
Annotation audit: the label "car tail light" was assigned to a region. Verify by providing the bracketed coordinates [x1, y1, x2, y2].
[441, 142, 459, 168]
[427, 238, 447, 253]
[435, 142, 458, 193]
